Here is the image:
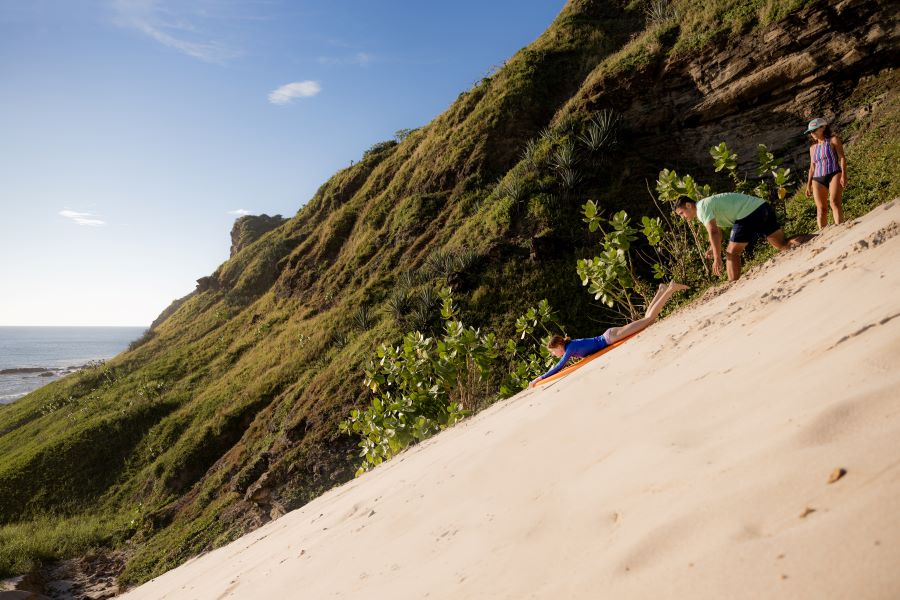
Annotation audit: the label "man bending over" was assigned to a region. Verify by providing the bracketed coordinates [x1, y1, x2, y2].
[674, 192, 804, 281]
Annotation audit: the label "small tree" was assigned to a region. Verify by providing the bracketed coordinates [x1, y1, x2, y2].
[577, 140, 795, 321]
[341, 289, 561, 475]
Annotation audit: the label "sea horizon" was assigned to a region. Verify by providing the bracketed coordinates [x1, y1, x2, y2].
[0, 326, 147, 404]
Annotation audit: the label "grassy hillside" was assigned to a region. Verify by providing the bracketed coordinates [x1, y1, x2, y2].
[0, 0, 896, 587]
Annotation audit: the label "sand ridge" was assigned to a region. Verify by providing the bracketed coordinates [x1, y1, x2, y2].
[120, 201, 900, 600]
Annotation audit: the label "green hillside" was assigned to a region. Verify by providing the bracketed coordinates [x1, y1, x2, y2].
[0, 0, 896, 588]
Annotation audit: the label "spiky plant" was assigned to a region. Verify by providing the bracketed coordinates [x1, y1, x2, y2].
[645, 0, 677, 25]
[397, 269, 417, 290]
[538, 126, 561, 147]
[415, 286, 438, 315]
[551, 141, 578, 171]
[521, 139, 539, 169]
[452, 248, 478, 273]
[578, 109, 619, 154]
[385, 289, 411, 323]
[497, 176, 526, 207]
[329, 330, 350, 349]
[559, 167, 582, 190]
[353, 305, 374, 332]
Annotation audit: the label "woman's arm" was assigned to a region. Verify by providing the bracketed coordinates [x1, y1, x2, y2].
[806, 146, 815, 197]
[832, 136, 847, 187]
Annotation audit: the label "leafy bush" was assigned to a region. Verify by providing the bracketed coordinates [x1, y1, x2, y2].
[578, 140, 801, 320]
[340, 289, 561, 474]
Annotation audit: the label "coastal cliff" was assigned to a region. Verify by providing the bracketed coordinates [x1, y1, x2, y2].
[0, 0, 896, 595]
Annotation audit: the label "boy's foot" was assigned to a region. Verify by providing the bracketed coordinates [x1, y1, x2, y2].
[668, 282, 689, 292]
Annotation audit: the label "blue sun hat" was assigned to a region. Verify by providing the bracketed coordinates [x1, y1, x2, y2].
[804, 117, 828, 134]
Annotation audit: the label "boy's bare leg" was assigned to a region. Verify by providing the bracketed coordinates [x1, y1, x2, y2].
[607, 282, 688, 343]
[644, 283, 668, 318]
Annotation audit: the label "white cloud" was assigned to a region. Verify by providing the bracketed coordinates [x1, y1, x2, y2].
[60, 210, 106, 227]
[111, 0, 243, 64]
[228, 209, 251, 216]
[317, 52, 373, 67]
[268, 81, 322, 105]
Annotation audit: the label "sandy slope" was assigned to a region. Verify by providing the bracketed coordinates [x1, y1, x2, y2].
[120, 201, 900, 600]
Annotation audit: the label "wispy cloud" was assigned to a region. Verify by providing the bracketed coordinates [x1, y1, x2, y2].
[111, 0, 243, 64]
[317, 52, 373, 67]
[268, 81, 321, 105]
[60, 210, 106, 227]
[228, 208, 251, 216]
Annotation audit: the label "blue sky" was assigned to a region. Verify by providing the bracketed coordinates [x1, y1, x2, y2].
[0, 0, 565, 326]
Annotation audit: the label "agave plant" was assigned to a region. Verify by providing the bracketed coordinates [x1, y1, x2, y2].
[551, 141, 578, 172]
[558, 167, 581, 190]
[353, 305, 374, 332]
[397, 269, 417, 290]
[452, 248, 478, 273]
[497, 175, 526, 206]
[555, 113, 579, 135]
[578, 109, 619, 153]
[407, 306, 433, 332]
[385, 289, 411, 322]
[645, 0, 677, 25]
[415, 286, 438, 315]
[329, 330, 350, 349]
[520, 139, 539, 169]
[538, 126, 561, 147]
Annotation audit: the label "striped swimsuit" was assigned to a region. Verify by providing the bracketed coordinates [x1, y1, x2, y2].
[812, 139, 841, 186]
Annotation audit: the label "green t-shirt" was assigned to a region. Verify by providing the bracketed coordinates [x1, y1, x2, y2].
[696, 193, 765, 228]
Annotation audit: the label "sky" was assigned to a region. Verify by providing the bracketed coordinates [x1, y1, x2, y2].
[0, 0, 566, 326]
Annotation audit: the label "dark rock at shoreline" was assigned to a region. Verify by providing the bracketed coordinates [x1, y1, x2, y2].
[38, 372, 56, 378]
[0, 368, 50, 375]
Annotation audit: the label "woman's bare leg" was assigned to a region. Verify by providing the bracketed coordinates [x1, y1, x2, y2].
[829, 176, 844, 225]
[606, 282, 688, 343]
[812, 181, 829, 229]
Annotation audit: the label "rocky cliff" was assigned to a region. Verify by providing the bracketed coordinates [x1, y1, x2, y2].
[0, 0, 896, 595]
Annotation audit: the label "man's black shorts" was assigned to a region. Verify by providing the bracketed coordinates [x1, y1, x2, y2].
[730, 202, 780, 244]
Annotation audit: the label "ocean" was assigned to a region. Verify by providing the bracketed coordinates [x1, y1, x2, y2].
[0, 326, 147, 404]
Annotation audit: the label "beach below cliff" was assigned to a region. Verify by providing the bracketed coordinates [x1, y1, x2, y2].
[119, 201, 900, 599]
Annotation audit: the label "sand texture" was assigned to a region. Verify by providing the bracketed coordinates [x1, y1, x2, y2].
[120, 201, 900, 600]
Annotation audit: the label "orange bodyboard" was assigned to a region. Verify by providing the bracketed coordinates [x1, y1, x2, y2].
[535, 333, 639, 387]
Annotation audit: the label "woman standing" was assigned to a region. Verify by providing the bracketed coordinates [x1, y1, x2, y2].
[804, 117, 847, 229]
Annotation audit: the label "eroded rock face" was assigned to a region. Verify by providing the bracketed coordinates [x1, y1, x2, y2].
[229, 214, 287, 258]
[576, 0, 898, 189]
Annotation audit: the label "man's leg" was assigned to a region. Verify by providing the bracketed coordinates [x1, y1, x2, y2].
[766, 228, 809, 249]
[606, 282, 688, 343]
[725, 241, 748, 281]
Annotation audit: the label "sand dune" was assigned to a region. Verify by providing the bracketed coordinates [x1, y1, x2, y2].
[120, 201, 900, 600]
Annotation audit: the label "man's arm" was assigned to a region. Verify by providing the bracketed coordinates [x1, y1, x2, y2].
[705, 219, 724, 276]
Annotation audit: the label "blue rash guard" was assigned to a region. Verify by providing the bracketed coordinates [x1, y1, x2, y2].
[538, 335, 609, 381]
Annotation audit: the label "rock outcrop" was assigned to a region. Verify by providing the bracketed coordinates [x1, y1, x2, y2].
[229, 214, 287, 258]
[567, 0, 898, 191]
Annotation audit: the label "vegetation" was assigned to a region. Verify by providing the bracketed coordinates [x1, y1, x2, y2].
[0, 0, 895, 587]
[340, 291, 562, 474]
